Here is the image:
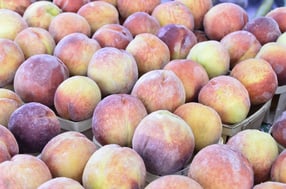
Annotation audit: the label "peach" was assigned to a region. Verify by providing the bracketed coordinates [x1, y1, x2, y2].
[13, 54, 69, 107]
[157, 24, 197, 60]
[266, 7, 286, 33]
[38, 177, 84, 189]
[0, 9, 28, 40]
[54, 32, 101, 76]
[8, 102, 61, 153]
[48, 12, 91, 43]
[87, 47, 138, 96]
[174, 102, 222, 152]
[198, 75, 251, 124]
[40, 131, 97, 182]
[230, 58, 278, 105]
[244, 16, 281, 45]
[277, 32, 286, 47]
[253, 181, 286, 189]
[54, 76, 101, 121]
[77, 1, 119, 34]
[188, 144, 254, 189]
[145, 175, 203, 189]
[126, 33, 170, 75]
[53, 0, 90, 12]
[131, 69, 186, 113]
[92, 93, 147, 147]
[227, 129, 279, 184]
[0, 154, 52, 189]
[132, 110, 194, 175]
[91, 23, 133, 49]
[193, 29, 209, 42]
[271, 111, 286, 148]
[271, 149, 286, 183]
[0, 0, 35, 15]
[187, 40, 230, 78]
[151, 1, 195, 31]
[0, 124, 19, 162]
[122, 11, 161, 36]
[0, 39, 25, 87]
[117, 0, 160, 20]
[82, 144, 146, 189]
[14, 26, 56, 59]
[163, 59, 209, 102]
[23, 1, 62, 30]
[255, 42, 286, 86]
[0, 88, 23, 104]
[203, 2, 248, 40]
[220, 30, 262, 69]
[176, 0, 213, 29]
[94, 0, 116, 6]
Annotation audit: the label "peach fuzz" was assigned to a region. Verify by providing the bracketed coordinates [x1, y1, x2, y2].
[48, 12, 91, 43]
[117, 0, 160, 20]
[87, 47, 138, 96]
[82, 144, 146, 189]
[132, 110, 194, 175]
[13, 54, 69, 107]
[0, 154, 52, 189]
[230, 58, 278, 105]
[145, 175, 203, 189]
[23, 1, 62, 30]
[227, 129, 279, 184]
[54, 76, 101, 121]
[77, 1, 119, 34]
[203, 2, 248, 40]
[54, 32, 101, 76]
[163, 59, 209, 102]
[271, 149, 286, 183]
[38, 177, 84, 189]
[0, 124, 19, 163]
[14, 26, 56, 59]
[53, 0, 89, 12]
[131, 69, 185, 113]
[123, 11, 161, 36]
[198, 75, 251, 124]
[151, 1, 195, 31]
[188, 144, 254, 189]
[0, 0, 35, 15]
[0, 9, 28, 40]
[0, 39, 25, 87]
[126, 33, 170, 75]
[266, 7, 286, 33]
[174, 102, 222, 152]
[157, 24, 198, 60]
[255, 42, 286, 86]
[92, 94, 147, 147]
[220, 30, 262, 69]
[40, 131, 97, 182]
[92, 23, 133, 49]
[253, 181, 286, 189]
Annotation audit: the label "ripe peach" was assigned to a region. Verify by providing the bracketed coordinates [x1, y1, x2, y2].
[126, 33, 170, 75]
[271, 149, 286, 183]
[220, 30, 262, 69]
[82, 144, 146, 189]
[13, 54, 69, 107]
[54, 76, 101, 121]
[271, 111, 286, 148]
[152, 1, 195, 31]
[253, 181, 286, 189]
[198, 75, 251, 124]
[163, 59, 209, 102]
[132, 110, 195, 175]
[0, 39, 25, 87]
[131, 69, 185, 113]
[92, 23, 133, 49]
[49, 12, 91, 43]
[244, 17, 281, 45]
[23, 1, 62, 30]
[266, 7, 286, 33]
[188, 144, 254, 189]
[77, 1, 119, 34]
[230, 58, 278, 105]
[203, 2, 248, 40]
[38, 177, 84, 189]
[87, 47, 138, 96]
[0, 0, 35, 15]
[0, 124, 19, 162]
[157, 24, 197, 60]
[123, 11, 160, 36]
[14, 26, 56, 59]
[54, 32, 101, 76]
[40, 131, 97, 182]
[53, 0, 90, 12]
[227, 129, 279, 184]
[174, 102, 222, 152]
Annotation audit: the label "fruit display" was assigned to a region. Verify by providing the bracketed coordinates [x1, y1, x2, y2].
[1, 0, 286, 188]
